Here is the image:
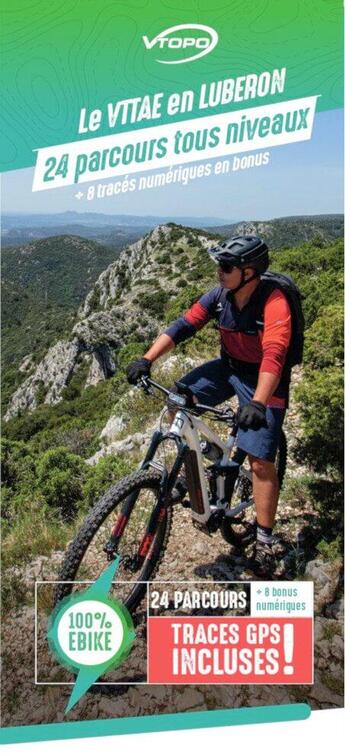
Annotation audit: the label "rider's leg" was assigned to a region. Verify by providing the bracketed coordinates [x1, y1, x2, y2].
[232, 372, 286, 575]
[167, 358, 235, 423]
[246, 455, 279, 576]
[248, 456, 279, 529]
[167, 359, 234, 499]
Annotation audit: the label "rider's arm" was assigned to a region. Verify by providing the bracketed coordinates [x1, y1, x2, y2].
[254, 290, 292, 405]
[144, 333, 175, 362]
[143, 289, 219, 362]
[253, 371, 281, 405]
[163, 288, 219, 346]
[143, 290, 217, 363]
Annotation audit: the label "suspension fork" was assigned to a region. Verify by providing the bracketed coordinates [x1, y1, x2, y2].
[137, 441, 188, 561]
[116, 432, 165, 526]
[140, 430, 165, 470]
[104, 434, 187, 561]
[103, 432, 165, 559]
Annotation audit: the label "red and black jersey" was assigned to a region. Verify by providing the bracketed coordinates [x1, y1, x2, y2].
[164, 282, 292, 403]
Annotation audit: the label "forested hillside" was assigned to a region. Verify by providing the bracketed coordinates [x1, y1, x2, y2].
[1, 236, 122, 412]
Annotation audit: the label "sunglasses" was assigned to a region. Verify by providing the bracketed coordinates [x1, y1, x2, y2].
[218, 261, 236, 274]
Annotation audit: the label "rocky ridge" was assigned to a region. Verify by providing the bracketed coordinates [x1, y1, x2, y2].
[212, 215, 344, 248]
[4, 225, 216, 420]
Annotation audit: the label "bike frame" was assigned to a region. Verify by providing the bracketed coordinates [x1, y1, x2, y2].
[105, 380, 253, 563]
[165, 409, 252, 525]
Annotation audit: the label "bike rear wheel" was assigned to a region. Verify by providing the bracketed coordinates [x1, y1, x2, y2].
[54, 469, 171, 613]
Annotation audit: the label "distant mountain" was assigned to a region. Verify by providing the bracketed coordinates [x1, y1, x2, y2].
[3, 212, 342, 250]
[3, 211, 230, 230]
[1, 225, 151, 248]
[212, 214, 344, 248]
[1, 212, 231, 248]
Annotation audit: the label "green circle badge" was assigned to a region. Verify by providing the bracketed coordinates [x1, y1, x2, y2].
[47, 558, 135, 713]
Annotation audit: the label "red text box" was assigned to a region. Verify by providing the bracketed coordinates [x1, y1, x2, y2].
[148, 616, 313, 684]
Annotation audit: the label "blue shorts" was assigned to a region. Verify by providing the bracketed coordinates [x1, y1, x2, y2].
[178, 358, 286, 462]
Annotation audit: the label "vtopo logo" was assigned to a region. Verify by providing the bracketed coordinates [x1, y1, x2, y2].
[142, 24, 218, 64]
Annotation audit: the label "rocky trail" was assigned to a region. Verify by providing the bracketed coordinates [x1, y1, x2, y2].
[1, 527, 343, 726]
[2, 395, 343, 726]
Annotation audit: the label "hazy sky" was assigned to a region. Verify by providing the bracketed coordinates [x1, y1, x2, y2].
[2, 108, 343, 221]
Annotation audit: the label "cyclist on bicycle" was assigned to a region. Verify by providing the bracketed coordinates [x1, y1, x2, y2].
[126, 236, 292, 578]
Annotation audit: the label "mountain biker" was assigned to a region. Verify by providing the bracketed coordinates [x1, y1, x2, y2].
[126, 235, 292, 578]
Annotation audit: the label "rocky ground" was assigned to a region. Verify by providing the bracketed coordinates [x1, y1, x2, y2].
[1, 567, 343, 726]
[1, 369, 343, 726]
[2, 509, 343, 726]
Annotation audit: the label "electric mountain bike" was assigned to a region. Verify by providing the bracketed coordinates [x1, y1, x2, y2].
[55, 377, 286, 612]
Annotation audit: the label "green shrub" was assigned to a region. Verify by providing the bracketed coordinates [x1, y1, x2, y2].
[294, 367, 343, 474]
[3, 406, 51, 442]
[84, 455, 133, 508]
[61, 356, 90, 401]
[168, 227, 183, 242]
[37, 424, 97, 457]
[175, 254, 189, 271]
[164, 285, 205, 323]
[36, 447, 86, 517]
[156, 252, 170, 265]
[188, 269, 203, 281]
[141, 290, 169, 318]
[117, 342, 149, 370]
[304, 305, 343, 369]
[316, 535, 343, 561]
[270, 238, 343, 327]
[36, 380, 48, 405]
[1, 438, 40, 524]
[1, 437, 36, 492]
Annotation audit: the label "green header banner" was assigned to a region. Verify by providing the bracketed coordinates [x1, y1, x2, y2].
[0, 1, 343, 172]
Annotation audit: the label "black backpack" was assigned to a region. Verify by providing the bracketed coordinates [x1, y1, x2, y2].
[217, 271, 305, 366]
[259, 272, 305, 365]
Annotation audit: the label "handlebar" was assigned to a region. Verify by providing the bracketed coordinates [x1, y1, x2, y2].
[140, 376, 170, 396]
[138, 376, 237, 426]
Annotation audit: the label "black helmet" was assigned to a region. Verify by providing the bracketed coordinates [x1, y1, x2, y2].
[209, 235, 269, 274]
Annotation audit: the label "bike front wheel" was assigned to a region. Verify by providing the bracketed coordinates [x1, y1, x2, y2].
[54, 468, 172, 613]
